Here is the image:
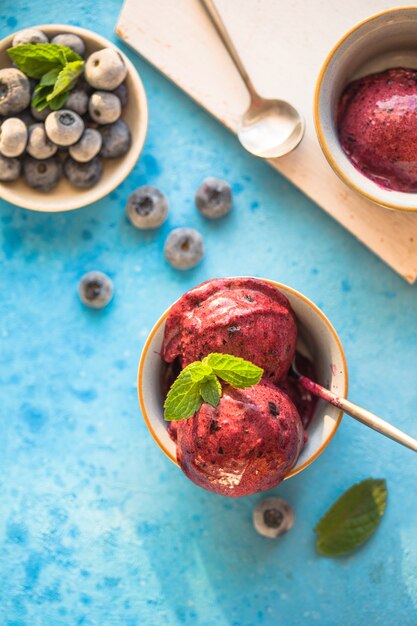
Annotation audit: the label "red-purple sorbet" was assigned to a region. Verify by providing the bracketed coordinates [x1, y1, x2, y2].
[162, 277, 297, 384]
[337, 67, 417, 192]
[174, 382, 304, 497]
[162, 278, 318, 497]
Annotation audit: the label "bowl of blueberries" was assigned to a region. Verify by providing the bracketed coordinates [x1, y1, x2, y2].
[0, 24, 148, 211]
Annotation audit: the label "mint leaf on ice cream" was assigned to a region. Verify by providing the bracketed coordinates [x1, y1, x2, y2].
[315, 478, 387, 557]
[163, 367, 203, 422]
[164, 353, 264, 421]
[204, 353, 263, 388]
[200, 376, 222, 407]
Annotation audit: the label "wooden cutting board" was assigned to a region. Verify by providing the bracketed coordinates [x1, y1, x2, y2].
[116, 0, 417, 283]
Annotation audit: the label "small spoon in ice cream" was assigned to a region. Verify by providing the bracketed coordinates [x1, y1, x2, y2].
[200, 0, 304, 158]
[292, 355, 417, 452]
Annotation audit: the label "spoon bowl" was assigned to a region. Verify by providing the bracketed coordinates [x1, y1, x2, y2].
[238, 98, 305, 158]
[201, 0, 304, 159]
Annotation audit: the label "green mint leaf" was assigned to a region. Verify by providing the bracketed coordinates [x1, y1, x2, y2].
[7, 43, 82, 78]
[39, 67, 61, 87]
[164, 368, 203, 421]
[48, 91, 69, 111]
[315, 479, 387, 557]
[200, 375, 222, 407]
[163, 353, 262, 422]
[187, 362, 213, 384]
[204, 353, 263, 388]
[31, 88, 50, 111]
[46, 60, 84, 102]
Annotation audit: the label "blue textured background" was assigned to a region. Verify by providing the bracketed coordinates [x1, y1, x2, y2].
[1, 2, 416, 625]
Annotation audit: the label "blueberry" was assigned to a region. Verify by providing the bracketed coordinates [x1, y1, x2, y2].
[253, 498, 294, 538]
[69, 129, 102, 163]
[23, 155, 62, 191]
[31, 104, 51, 121]
[0, 117, 27, 157]
[89, 91, 121, 125]
[12, 28, 48, 47]
[164, 228, 204, 269]
[65, 88, 89, 116]
[99, 120, 131, 158]
[45, 110, 84, 146]
[0, 69, 31, 116]
[51, 33, 85, 57]
[27, 123, 58, 160]
[127, 185, 168, 229]
[85, 48, 127, 90]
[64, 156, 103, 188]
[78, 271, 113, 308]
[195, 177, 232, 219]
[113, 82, 128, 107]
[0, 154, 21, 181]
[16, 109, 36, 126]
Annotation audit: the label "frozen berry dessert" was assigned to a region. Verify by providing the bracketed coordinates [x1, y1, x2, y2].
[338, 67, 417, 192]
[174, 382, 304, 497]
[161, 278, 317, 497]
[162, 277, 297, 383]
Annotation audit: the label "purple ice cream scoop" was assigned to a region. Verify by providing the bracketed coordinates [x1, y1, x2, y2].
[338, 67, 417, 192]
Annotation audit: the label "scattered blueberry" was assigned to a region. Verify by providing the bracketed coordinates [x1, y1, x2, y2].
[69, 129, 102, 163]
[0, 68, 31, 116]
[45, 110, 84, 146]
[27, 123, 57, 159]
[0, 117, 27, 157]
[51, 33, 85, 57]
[64, 156, 103, 188]
[85, 48, 127, 90]
[0, 154, 20, 181]
[164, 228, 204, 270]
[12, 28, 48, 47]
[253, 498, 294, 538]
[65, 87, 89, 116]
[127, 185, 168, 229]
[99, 119, 131, 158]
[89, 91, 121, 124]
[113, 82, 128, 107]
[195, 177, 232, 219]
[23, 155, 62, 191]
[78, 271, 113, 309]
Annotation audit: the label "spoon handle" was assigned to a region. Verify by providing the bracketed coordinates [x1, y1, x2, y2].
[298, 375, 417, 452]
[200, 0, 259, 100]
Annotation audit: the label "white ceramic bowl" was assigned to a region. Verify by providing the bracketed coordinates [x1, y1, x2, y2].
[0, 24, 148, 212]
[315, 7, 417, 212]
[138, 278, 348, 481]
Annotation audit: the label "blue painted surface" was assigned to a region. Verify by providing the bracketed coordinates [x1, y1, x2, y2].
[0, 1, 416, 624]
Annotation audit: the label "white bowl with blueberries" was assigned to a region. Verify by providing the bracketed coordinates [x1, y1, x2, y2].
[0, 25, 148, 211]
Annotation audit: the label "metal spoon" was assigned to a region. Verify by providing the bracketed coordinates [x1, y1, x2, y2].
[200, 0, 305, 158]
[292, 355, 417, 452]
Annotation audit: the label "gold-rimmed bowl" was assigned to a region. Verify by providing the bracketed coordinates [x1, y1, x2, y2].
[315, 7, 417, 212]
[0, 24, 148, 212]
[138, 278, 348, 482]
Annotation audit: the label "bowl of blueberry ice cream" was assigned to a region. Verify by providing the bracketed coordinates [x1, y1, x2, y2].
[138, 277, 348, 498]
[0, 24, 148, 211]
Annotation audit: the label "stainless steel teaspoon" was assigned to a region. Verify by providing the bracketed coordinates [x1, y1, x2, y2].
[200, 0, 305, 158]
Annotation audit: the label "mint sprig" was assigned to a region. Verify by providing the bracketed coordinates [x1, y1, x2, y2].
[315, 478, 387, 557]
[164, 353, 263, 421]
[7, 43, 84, 111]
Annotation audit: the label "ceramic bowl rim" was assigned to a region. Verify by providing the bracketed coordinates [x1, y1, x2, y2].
[137, 278, 349, 478]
